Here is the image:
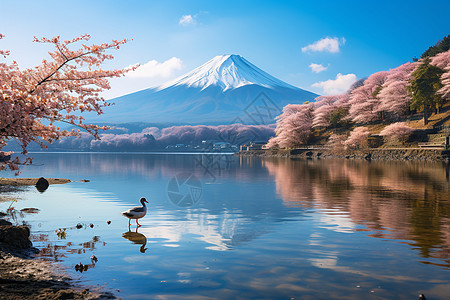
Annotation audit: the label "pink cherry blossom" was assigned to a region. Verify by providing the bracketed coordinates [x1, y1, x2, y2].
[379, 122, 414, 141]
[0, 34, 136, 171]
[267, 103, 314, 148]
[343, 127, 370, 150]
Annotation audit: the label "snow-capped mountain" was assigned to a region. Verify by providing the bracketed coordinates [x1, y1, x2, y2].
[158, 54, 297, 91]
[96, 54, 318, 125]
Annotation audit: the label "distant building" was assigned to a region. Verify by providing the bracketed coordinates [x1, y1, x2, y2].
[240, 141, 268, 151]
[213, 142, 231, 149]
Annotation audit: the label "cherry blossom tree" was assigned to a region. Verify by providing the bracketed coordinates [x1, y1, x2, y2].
[431, 50, 450, 102]
[326, 133, 347, 153]
[377, 62, 417, 119]
[347, 71, 389, 124]
[334, 93, 351, 110]
[343, 126, 370, 150]
[379, 122, 414, 143]
[312, 95, 337, 128]
[266, 103, 314, 148]
[0, 34, 134, 171]
[438, 67, 450, 101]
[431, 49, 450, 69]
[312, 94, 352, 129]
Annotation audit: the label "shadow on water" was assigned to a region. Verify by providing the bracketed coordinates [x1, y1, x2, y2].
[122, 227, 148, 253]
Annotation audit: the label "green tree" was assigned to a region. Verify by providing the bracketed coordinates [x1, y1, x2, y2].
[409, 58, 444, 124]
[329, 107, 349, 128]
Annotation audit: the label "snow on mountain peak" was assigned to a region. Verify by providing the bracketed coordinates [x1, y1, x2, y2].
[157, 54, 296, 91]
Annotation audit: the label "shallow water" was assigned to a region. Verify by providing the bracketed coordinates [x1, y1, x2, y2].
[2, 153, 450, 299]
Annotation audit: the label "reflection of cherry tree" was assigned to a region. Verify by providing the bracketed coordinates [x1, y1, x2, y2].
[264, 158, 450, 267]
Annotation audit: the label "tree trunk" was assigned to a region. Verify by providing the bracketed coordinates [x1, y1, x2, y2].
[423, 107, 429, 125]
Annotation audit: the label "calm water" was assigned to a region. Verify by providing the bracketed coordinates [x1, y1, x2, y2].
[2, 153, 450, 299]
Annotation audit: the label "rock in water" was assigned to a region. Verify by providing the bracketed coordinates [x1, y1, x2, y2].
[35, 177, 49, 192]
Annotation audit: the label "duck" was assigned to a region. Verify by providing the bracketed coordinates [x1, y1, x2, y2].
[121, 197, 148, 227]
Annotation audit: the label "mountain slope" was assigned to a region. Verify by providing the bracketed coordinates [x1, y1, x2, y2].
[96, 54, 318, 125]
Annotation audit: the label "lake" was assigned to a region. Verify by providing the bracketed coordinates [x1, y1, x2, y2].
[2, 153, 450, 299]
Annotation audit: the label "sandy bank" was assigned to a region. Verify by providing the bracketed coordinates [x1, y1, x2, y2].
[0, 245, 117, 299]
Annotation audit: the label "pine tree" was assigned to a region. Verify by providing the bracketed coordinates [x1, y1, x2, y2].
[409, 58, 444, 124]
[421, 35, 450, 58]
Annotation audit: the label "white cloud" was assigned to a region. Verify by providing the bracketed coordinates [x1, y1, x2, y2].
[179, 14, 196, 26]
[302, 37, 346, 53]
[126, 57, 183, 79]
[309, 63, 328, 73]
[312, 73, 357, 95]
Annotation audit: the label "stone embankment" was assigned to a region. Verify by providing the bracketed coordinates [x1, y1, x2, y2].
[236, 148, 450, 161]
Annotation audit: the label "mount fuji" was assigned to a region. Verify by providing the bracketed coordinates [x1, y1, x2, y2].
[97, 54, 318, 125]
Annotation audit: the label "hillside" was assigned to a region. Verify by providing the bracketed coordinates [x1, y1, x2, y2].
[260, 40, 450, 158]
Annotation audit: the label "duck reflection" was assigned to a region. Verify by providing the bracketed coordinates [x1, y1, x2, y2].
[122, 227, 148, 253]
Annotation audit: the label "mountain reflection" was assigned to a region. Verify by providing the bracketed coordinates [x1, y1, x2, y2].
[264, 158, 450, 267]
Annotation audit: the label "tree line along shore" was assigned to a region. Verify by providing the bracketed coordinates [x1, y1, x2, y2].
[261, 37, 450, 156]
[238, 104, 450, 162]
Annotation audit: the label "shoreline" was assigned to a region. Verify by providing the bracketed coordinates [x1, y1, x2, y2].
[0, 245, 115, 299]
[0, 178, 71, 186]
[0, 178, 116, 300]
[235, 148, 450, 162]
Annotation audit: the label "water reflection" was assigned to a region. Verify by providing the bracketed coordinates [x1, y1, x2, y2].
[264, 158, 450, 267]
[32, 234, 105, 261]
[18, 153, 450, 268]
[122, 227, 148, 253]
[7, 153, 450, 298]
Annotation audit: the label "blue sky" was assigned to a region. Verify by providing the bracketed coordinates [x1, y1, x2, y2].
[1, 0, 449, 98]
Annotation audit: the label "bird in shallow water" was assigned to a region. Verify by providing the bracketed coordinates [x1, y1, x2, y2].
[121, 197, 148, 227]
